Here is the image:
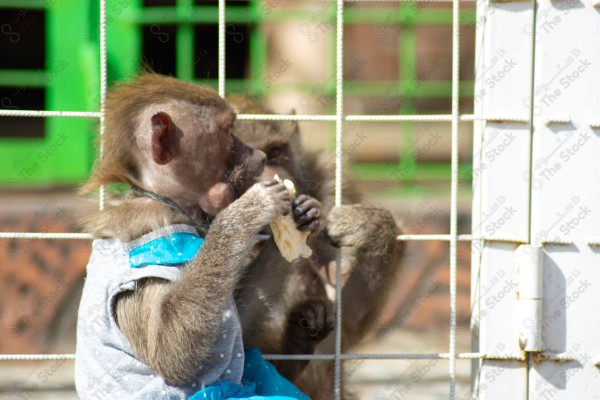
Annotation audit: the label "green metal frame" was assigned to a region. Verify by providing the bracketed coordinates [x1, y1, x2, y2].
[0, 0, 475, 188]
[0, 0, 97, 184]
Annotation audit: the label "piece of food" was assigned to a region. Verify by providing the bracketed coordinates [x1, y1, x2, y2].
[271, 175, 312, 262]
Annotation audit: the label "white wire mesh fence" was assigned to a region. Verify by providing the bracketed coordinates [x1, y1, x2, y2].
[0, 0, 515, 399]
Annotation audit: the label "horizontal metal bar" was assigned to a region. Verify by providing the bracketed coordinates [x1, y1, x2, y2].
[264, 353, 485, 360]
[0, 232, 534, 243]
[237, 114, 337, 121]
[397, 235, 529, 243]
[0, 110, 101, 118]
[6, 234, 583, 245]
[0, 110, 530, 123]
[544, 117, 572, 126]
[347, 115, 455, 122]
[200, 79, 475, 98]
[0, 354, 76, 361]
[397, 234, 469, 241]
[0, 232, 93, 240]
[0, 352, 537, 362]
[533, 352, 578, 362]
[540, 238, 574, 245]
[0, 353, 485, 362]
[238, 114, 529, 122]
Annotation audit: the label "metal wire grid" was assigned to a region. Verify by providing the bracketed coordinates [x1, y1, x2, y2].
[0, 0, 518, 399]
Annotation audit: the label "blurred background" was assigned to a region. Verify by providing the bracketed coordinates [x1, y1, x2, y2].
[0, 0, 476, 398]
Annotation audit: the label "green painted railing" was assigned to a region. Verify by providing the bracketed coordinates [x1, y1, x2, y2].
[0, 0, 474, 190]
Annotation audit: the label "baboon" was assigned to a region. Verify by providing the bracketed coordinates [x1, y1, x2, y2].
[227, 95, 405, 399]
[75, 74, 324, 399]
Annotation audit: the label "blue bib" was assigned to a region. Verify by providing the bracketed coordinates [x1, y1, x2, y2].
[129, 230, 204, 268]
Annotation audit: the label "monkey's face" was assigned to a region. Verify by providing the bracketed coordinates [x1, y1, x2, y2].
[225, 134, 267, 197]
[146, 107, 265, 216]
[230, 119, 300, 184]
[254, 142, 298, 184]
[193, 110, 266, 216]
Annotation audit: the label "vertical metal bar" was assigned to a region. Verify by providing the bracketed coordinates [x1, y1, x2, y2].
[99, 0, 107, 211]
[218, 0, 226, 97]
[176, 0, 194, 81]
[334, 0, 344, 399]
[399, 3, 417, 181]
[248, 1, 262, 96]
[449, 0, 461, 397]
[527, 0, 538, 246]
[470, 0, 486, 394]
[526, 1, 539, 398]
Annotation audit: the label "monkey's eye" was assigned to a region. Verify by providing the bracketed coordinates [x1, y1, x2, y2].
[267, 146, 282, 160]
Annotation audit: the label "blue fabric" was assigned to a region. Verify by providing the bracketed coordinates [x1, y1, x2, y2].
[129, 232, 204, 268]
[189, 349, 311, 400]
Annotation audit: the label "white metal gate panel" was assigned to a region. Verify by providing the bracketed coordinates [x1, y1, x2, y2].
[473, 0, 600, 397]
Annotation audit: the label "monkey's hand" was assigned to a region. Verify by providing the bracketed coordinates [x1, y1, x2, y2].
[293, 194, 321, 232]
[237, 179, 291, 228]
[327, 204, 397, 253]
[290, 299, 335, 341]
[275, 299, 335, 381]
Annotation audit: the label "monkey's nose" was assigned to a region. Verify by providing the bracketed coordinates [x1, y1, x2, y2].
[256, 150, 267, 167]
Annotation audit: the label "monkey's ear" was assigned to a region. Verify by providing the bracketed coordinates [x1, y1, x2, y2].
[151, 112, 180, 165]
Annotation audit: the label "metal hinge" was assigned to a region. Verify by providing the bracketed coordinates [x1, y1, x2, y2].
[516, 245, 544, 352]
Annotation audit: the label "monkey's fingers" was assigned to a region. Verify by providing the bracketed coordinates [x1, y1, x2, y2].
[293, 299, 335, 341]
[293, 195, 321, 214]
[262, 178, 281, 187]
[298, 219, 320, 232]
[262, 179, 291, 210]
[296, 209, 321, 231]
[293, 196, 321, 231]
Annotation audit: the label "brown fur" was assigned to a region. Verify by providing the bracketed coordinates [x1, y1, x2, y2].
[80, 74, 297, 388]
[228, 95, 405, 399]
[82, 73, 228, 194]
[112, 184, 289, 385]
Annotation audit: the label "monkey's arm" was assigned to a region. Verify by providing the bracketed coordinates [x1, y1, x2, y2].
[114, 182, 289, 386]
[326, 205, 405, 348]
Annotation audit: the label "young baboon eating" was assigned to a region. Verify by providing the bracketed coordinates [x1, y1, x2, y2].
[75, 74, 319, 400]
[228, 95, 405, 399]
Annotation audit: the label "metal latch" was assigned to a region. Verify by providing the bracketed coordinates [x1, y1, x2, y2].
[516, 245, 543, 352]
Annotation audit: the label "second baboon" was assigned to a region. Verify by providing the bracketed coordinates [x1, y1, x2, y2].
[228, 95, 405, 399]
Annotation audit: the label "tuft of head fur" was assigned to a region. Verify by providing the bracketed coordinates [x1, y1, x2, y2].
[81, 73, 229, 194]
[226, 94, 301, 151]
